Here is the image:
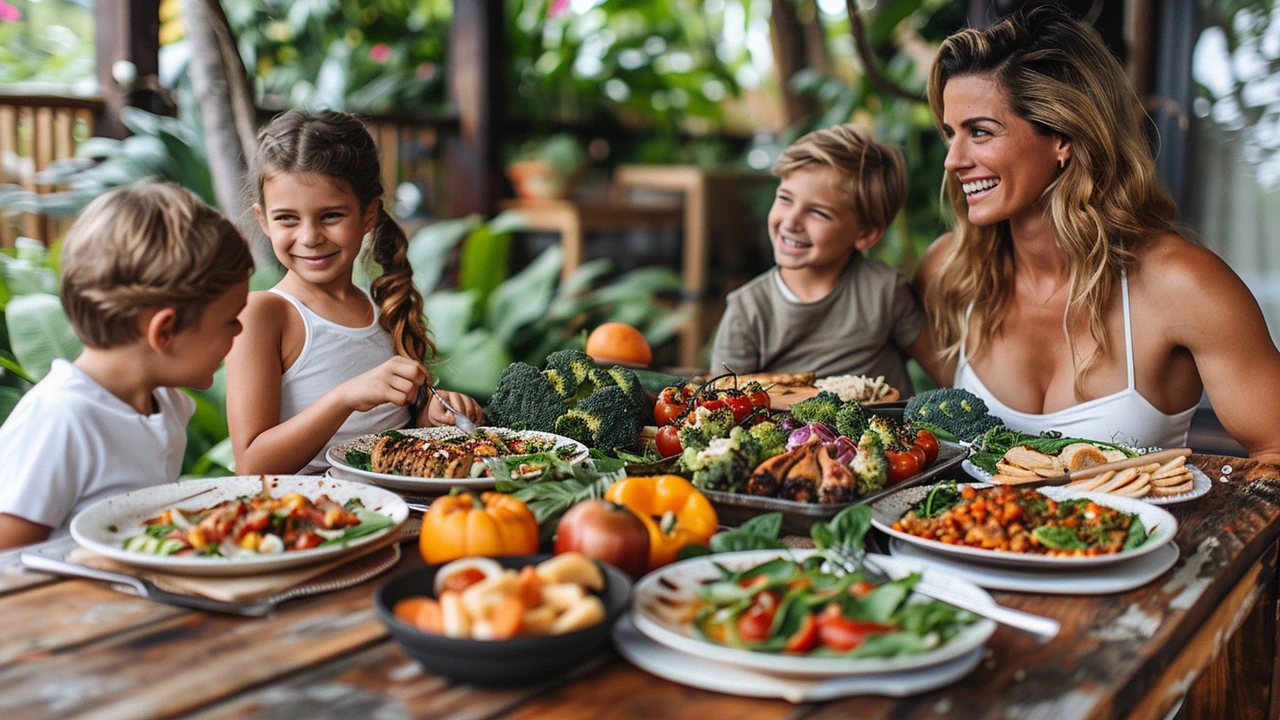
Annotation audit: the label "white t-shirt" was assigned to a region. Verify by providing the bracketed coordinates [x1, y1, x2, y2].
[0, 359, 195, 538]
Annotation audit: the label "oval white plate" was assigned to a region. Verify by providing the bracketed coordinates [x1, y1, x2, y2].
[888, 538, 1180, 594]
[961, 459, 1212, 506]
[871, 483, 1177, 569]
[630, 549, 996, 678]
[71, 475, 408, 577]
[614, 614, 982, 703]
[325, 427, 589, 492]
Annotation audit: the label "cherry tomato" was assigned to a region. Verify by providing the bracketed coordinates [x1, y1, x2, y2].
[906, 445, 928, 471]
[913, 429, 939, 465]
[554, 499, 651, 580]
[885, 450, 921, 485]
[783, 613, 820, 653]
[749, 390, 771, 409]
[654, 387, 687, 425]
[849, 580, 876, 597]
[736, 591, 782, 643]
[697, 398, 728, 412]
[817, 604, 895, 652]
[655, 424, 683, 458]
[294, 532, 323, 551]
[726, 395, 754, 422]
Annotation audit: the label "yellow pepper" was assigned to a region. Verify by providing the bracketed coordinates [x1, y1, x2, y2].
[419, 491, 540, 564]
[605, 475, 718, 569]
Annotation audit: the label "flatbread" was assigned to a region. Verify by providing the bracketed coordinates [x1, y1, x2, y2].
[1153, 479, 1195, 497]
[1096, 468, 1139, 493]
[1152, 470, 1194, 488]
[703, 372, 815, 389]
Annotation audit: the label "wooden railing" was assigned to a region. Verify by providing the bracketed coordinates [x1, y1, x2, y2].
[0, 93, 102, 248]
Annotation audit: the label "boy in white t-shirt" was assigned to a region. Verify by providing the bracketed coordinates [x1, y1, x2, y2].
[0, 183, 254, 548]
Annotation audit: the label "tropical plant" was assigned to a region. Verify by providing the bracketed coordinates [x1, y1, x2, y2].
[0, 0, 95, 87]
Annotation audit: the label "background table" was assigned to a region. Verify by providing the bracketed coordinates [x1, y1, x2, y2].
[0, 454, 1276, 719]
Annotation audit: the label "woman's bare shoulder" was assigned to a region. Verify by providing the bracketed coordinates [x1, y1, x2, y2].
[1132, 232, 1240, 298]
[914, 232, 957, 289]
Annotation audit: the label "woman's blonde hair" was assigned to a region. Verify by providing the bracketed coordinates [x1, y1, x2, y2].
[926, 6, 1177, 398]
[60, 183, 254, 348]
[773, 123, 907, 231]
[252, 109, 434, 363]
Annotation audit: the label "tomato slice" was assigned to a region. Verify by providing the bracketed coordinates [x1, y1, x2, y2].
[737, 603, 776, 643]
[817, 605, 895, 652]
[783, 613, 820, 653]
[655, 424, 683, 458]
[440, 566, 488, 594]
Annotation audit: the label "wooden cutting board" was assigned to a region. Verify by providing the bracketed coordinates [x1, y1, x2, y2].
[767, 385, 901, 411]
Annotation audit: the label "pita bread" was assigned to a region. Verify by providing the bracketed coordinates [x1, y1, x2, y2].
[1153, 479, 1195, 497]
[1152, 470, 1194, 488]
[1096, 468, 1139, 493]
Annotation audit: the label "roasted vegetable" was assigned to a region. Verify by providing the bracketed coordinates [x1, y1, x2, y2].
[789, 390, 845, 427]
[677, 405, 736, 452]
[680, 426, 761, 493]
[748, 421, 787, 460]
[850, 432, 888, 496]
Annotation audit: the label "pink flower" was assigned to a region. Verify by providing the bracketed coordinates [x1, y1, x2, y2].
[548, 0, 569, 18]
[369, 43, 391, 64]
[0, 2, 22, 23]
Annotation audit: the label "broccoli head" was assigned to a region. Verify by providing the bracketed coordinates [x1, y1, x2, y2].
[748, 421, 787, 460]
[834, 401, 869, 439]
[904, 388, 1001, 443]
[850, 431, 888, 495]
[556, 384, 643, 452]
[789, 390, 844, 427]
[603, 365, 648, 416]
[866, 415, 904, 450]
[679, 426, 761, 493]
[485, 362, 565, 432]
[677, 405, 736, 451]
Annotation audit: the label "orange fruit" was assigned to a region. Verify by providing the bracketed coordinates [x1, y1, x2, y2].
[585, 322, 652, 367]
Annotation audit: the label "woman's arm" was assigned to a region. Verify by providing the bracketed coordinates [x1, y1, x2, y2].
[910, 233, 959, 386]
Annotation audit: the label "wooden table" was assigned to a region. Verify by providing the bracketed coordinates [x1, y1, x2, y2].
[1, 454, 1276, 720]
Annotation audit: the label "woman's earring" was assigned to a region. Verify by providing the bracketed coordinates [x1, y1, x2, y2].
[1058, 157, 1067, 169]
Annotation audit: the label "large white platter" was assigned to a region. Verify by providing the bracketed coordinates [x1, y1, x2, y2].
[613, 614, 982, 703]
[871, 483, 1177, 569]
[630, 549, 997, 678]
[70, 475, 408, 577]
[960, 459, 1212, 506]
[888, 538, 1180, 594]
[326, 426, 589, 491]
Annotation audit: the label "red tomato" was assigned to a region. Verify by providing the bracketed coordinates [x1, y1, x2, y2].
[440, 567, 488, 594]
[906, 445, 928, 470]
[654, 387, 687, 425]
[817, 605, 896, 652]
[726, 395, 754, 422]
[655, 425, 683, 458]
[885, 450, 920, 485]
[294, 532, 323, 550]
[554, 499, 651, 580]
[783, 613, 820, 653]
[849, 580, 876, 597]
[736, 591, 782, 643]
[913, 429, 939, 465]
[749, 390, 771, 409]
[698, 398, 728, 412]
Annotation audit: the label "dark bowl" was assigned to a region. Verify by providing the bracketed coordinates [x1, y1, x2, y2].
[373, 554, 632, 686]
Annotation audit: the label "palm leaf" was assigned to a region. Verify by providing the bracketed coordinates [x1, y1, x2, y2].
[5, 294, 82, 380]
[0, 386, 22, 425]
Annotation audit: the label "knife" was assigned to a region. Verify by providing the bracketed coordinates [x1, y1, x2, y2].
[20, 553, 276, 617]
[991, 447, 1193, 488]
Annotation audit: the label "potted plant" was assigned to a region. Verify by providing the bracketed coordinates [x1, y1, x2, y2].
[505, 133, 587, 200]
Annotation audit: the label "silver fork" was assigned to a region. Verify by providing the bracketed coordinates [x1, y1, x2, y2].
[423, 383, 514, 454]
[823, 551, 1060, 642]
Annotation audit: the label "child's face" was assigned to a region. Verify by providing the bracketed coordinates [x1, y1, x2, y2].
[167, 279, 250, 390]
[256, 171, 377, 290]
[768, 166, 879, 276]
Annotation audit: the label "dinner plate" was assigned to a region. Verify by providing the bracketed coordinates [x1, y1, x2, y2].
[630, 549, 997, 678]
[613, 614, 982, 703]
[326, 427, 589, 492]
[870, 483, 1177, 569]
[960, 460, 1212, 505]
[888, 538, 1180, 594]
[70, 475, 408, 577]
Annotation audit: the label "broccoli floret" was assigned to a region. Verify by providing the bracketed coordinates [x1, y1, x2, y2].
[544, 350, 598, 400]
[835, 401, 870, 439]
[541, 368, 574, 399]
[677, 405, 737, 451]
[904, 388, 1001, 443]
[603, 365, 648, 415]
[748, 421, 787, 460]
[485, 362, 565, 432]
[866, 415, 904, 450]
[850, 431, 888, 495]
[789, 390, 844, 427]
[679, 426, 760, 493]
[556, 384, 643, 452]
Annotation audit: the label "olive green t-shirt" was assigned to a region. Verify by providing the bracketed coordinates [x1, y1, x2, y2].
[709, 255, 925, 397]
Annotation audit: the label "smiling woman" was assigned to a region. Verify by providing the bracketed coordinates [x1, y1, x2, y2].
[914, 7, 1280, 460]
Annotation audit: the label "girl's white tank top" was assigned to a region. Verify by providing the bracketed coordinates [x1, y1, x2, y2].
[953, 272, 1196, 449]
[270, 288, 410, 473]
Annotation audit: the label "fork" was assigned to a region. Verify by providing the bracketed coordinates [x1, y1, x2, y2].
[423, 383, 515, 455]
[823, 551, 1060, 642]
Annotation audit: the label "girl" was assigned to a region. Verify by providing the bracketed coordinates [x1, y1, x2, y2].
[227, 109, 483, 475]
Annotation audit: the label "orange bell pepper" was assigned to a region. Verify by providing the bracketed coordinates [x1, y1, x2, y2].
[419, 491, 539, 564]
[604, 475, 718, 569]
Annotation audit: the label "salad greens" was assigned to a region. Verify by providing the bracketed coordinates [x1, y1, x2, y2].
[969, 427, 1139, 474]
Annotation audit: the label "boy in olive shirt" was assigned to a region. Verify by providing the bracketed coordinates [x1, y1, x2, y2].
[710, 124, 940, 396]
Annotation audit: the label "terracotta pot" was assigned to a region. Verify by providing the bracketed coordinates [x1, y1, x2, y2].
[505, 160, 576, 200]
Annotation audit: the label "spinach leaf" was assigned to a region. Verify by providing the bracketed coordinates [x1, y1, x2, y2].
[344, 449, 372, 471]
[319, 510, 395, 547]
[846, 574, 916, 624]
[1123, 515, 1148, 550]
[912, 481, 963, 519]
[811, 504, 873, 570]
[1031, 525, 1087, 551]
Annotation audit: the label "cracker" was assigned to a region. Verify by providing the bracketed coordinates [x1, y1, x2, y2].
[1076, 470, 1116, 491]
[1152, 479, 1195, 497]
[1096, 467, 1139, 493]
[1152, 470, 1194, 488]
[1115, 473, 1151, 498]
[1152, 456, 1188, 479]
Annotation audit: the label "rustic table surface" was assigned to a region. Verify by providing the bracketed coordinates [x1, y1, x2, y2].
[1, 454, 1276, 720]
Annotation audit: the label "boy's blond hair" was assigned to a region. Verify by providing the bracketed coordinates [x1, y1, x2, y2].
[773, 124, 907, 231]
[60, 183, 254, 348]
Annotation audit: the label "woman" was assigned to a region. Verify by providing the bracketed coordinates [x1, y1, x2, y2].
[915, 7, 1280, 459]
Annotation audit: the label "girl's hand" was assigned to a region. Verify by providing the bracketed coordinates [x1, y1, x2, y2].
[340, 357, 427, 412]
[423, 390, 484, 427]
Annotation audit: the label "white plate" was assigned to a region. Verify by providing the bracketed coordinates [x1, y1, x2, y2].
[70, 475, 408, 577]
[871, 484, 1177, 569]
[630, 549, 996, 678]
[961, 459, 1212, 506]
[888, 538, 1180, 594]
[325, 426, 589, 492]
[613, 614, 982, 703]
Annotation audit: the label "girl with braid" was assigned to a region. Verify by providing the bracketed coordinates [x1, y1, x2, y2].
[227, 110, 481, 475]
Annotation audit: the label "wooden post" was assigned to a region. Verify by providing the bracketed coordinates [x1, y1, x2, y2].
[445, 0, 503, 218]
[94, 0, 163, 139]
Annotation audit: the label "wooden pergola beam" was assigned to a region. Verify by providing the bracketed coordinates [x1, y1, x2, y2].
[93, 0, 163, 138]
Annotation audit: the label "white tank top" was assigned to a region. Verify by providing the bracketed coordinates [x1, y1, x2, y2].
[270, 288, 411, 473]
[953, 272, 1196, 449]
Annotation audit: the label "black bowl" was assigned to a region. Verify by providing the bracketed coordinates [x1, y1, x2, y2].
[373, 554, 632, 686]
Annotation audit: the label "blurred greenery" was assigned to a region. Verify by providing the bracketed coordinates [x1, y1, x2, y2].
[0, 0, 95, 88]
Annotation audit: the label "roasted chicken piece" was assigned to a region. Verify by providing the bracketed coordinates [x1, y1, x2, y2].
[778, 446, 821, 502]
[816, 445, 858, 504]
[746, 439, 818, 497]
